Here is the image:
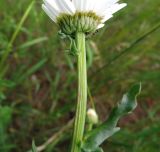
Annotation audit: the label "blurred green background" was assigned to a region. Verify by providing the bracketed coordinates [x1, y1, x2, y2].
[0, 0, 160, 152]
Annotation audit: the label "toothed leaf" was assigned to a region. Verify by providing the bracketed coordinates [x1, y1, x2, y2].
[82, 83, 141, 152]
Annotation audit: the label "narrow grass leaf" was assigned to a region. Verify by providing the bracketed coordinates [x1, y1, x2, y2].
[15, 58, 47, 84]
[18, 37, 48, 50]
[0, 0, 35, 72]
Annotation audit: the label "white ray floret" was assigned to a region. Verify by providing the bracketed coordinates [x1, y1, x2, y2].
[55, 0, 76, 14]
[42, 0, 127, 31]
[42, 5, 57, 22]
[97, 24, 105, 29]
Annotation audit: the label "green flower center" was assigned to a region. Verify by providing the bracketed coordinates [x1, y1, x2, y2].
[57, 11, 102, 35]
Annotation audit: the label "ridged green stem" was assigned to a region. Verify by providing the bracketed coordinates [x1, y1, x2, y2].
[71, 32, 87, 152]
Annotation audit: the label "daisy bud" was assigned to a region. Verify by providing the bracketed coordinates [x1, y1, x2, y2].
[87, 108, 98, 124]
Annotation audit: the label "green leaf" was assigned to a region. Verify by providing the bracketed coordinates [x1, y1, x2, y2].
[31, 140, 38, 152]
[93, 148, 104, 152]
[0, 79, 15, 88]
[18, 37, 48, 50]
[0, 106, 13, 152]
[0, 92, 6, 101]
[82, 83, 141, 152]
[0, 106, 13, 128]
[14, 58, 47, 84]
[83, 147, 103, 152]
[86, 41, 94, 68]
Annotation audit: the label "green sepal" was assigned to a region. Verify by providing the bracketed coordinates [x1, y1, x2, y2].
[82, 83, 141, 152]
[58, 30, 78, 56]
[58, 30, 68, 39]
[69, 37, 79, 56]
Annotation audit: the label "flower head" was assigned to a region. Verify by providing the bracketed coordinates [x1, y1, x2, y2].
[42, 0, 127, 35]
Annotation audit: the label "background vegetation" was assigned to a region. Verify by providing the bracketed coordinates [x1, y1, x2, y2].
[0, 0, 160, 152]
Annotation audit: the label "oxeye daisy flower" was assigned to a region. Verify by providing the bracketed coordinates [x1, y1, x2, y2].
[41, 1, 127, 152]
[42, 0, 127, 35]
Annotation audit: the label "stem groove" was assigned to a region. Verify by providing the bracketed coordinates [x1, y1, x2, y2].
[71, 33, 87, 152]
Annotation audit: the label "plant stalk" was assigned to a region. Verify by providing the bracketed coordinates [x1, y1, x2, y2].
[71, 32, 87, 152]
[0, 0, 35, 75]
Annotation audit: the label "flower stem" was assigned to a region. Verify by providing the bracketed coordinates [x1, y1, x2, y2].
[71, 32, 87, 152]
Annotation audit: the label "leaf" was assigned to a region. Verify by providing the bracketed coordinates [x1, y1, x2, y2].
[83, 147, 103, 152]
[86, 41, 94, 68]
[14, 58, 47, 84]
[0, 79, 15, 88]
[93, 148, 104, 152]
[0, 106, 13, 128]
[31, 140, 38, 152]
[82, 83, 141, 152]
[0, 92, 6, 101]
[0, 106, 13, 152]
[18, 37, 48, 50]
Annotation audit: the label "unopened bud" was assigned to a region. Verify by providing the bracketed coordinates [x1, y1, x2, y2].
[87, 108, 98, 124]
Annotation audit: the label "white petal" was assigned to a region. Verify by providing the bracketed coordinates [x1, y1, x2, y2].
[80, 0, 86, 11]
[73, 0, 81, 11]
[42, 4, 57, 23]
[102, 0, 119, 6]
[106, 0, 119, 4]
[73, 0, 93, 11]
[82, 0, 91, 11]
[101, 14, 113, 23]
[92, 0, 109, 16]
[55, 0, 76, 14]
[43, 0, 60, 17]
[94, 0, 120, 16]
[97, 2, 127, 17]
[108, 3, 127, 14]
[85, 0, 96, 11]
[97, 24, 105, 29]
